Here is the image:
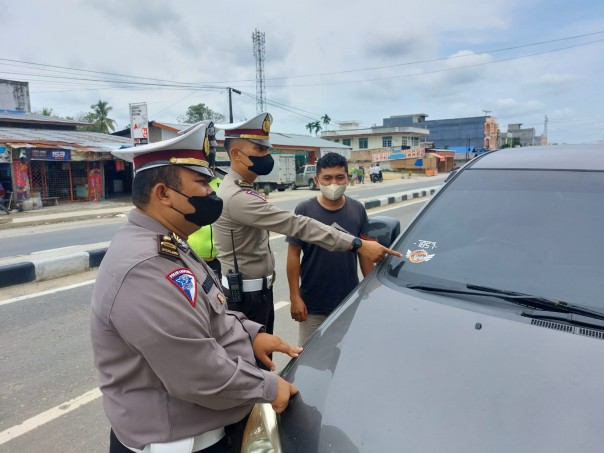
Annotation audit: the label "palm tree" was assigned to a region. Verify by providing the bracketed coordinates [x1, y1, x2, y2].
[312, 121, 322, 136]
[321, 114, 331, 128]
[90, 100, 117, 133]
[306, 122, 314, 135]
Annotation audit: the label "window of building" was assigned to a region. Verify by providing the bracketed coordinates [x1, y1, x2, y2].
[342, 138, 351, 146]
[334, 139, 340, 143]
[382, 136, 392, 147]
[359, 137, 368, 149]
[401, 137, 409, 146]
[412, 137, 420, 146]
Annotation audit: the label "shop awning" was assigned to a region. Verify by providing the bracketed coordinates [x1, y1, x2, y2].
[428, 152, 446, 161]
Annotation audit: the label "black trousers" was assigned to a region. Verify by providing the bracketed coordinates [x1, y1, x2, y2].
[109, 414, 249, 453]
[225, 287, 274, 335]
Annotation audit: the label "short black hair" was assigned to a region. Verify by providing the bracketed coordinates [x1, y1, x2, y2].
[131, 165, 182, 209]
[316, 152, 348, 175]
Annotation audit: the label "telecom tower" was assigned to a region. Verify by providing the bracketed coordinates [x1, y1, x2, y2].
[252, 29, 266, 114]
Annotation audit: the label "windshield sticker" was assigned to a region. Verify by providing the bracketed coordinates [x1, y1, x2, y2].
[406, 249, 435, 263]
[415, 239, 437, 250]
[406, 240, 437, 263]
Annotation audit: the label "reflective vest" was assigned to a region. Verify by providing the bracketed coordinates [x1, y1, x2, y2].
[188, 178, 221, 260]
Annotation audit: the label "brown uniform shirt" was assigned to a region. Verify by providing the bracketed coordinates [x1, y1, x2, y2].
[214, 170, 355, 279]
[90, 209, 278, 449]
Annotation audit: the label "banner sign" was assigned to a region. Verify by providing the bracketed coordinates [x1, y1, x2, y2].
[388, 146, 425, 160]
[30, 149, 70, 161]
[130, 102, 149, 146]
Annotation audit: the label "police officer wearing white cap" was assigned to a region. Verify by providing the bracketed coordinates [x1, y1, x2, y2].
[90, 120, 301, 453]
[213, 113, 401, 341]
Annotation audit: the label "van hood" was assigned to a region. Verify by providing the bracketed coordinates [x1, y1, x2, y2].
[279, 276, 604, 452]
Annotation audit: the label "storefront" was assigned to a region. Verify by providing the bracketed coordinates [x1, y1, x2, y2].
[5, 144, 132, 205]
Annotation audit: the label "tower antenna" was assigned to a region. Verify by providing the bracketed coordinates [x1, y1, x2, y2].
[252, 29, 266, 114]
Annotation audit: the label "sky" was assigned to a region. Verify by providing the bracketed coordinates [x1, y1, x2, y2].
[2, 0, 603, 144]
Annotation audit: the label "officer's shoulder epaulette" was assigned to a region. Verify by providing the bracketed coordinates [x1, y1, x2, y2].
[234, 180, 254, 189]
[157, 234, 180, 258]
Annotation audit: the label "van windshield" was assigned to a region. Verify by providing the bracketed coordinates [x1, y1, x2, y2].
[385, 169, 604, 308]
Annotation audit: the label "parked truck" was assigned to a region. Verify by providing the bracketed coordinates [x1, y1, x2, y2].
[291, 164, 318, 190]
[254, 154, 296, 194]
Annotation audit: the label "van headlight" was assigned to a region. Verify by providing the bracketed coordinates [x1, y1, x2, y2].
[241, 403, 281, 453]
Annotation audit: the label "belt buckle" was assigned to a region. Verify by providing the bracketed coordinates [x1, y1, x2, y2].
[267, 271, 276, 289]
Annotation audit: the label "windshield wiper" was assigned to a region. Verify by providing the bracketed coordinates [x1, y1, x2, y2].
[406, 282, 604, 321]
[521, 309, 604, 329]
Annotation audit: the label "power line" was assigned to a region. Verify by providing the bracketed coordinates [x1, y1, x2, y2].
[1, 29, 602, 88]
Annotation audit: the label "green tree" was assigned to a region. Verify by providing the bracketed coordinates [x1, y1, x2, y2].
[306, 122, 314, 135]
[84, 100, 117, 133]
[39, 107, 54, 116]
[321, 113, 331, 128]
[178, 103, 225, 124]
[312, 121, 322, 136]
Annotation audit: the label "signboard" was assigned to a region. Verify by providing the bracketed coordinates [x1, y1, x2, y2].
[30, 149, 70, 161]
[388, 146, 426, 160]
[372, 149, 390, 162]
[129, 102, 149, 146]
[0, 145, 11, 163]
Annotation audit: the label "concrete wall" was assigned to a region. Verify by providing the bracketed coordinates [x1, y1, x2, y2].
[0, 79, 31, 112]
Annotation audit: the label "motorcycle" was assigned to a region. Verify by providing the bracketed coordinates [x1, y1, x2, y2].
[371, 172, 383, 183]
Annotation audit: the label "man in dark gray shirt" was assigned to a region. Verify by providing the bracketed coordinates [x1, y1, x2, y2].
[286, 153, 374, 344]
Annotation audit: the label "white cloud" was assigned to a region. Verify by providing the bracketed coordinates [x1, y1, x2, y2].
[2, 0, 603, 143]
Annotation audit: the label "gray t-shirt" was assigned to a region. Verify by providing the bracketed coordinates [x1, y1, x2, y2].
[286, 196, 368, 315]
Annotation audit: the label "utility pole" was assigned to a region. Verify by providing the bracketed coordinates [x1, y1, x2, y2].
[227, 87, 241, 123]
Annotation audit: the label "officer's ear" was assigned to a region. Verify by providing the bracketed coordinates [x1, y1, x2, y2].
[152, 183, 173, 206]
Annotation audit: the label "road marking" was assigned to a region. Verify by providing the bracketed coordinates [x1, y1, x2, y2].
[0, 388, 102, 445]
[0, 280, 95, 307]
[369, 198, 426, 214]
[275, 301, 289, 310]
[0, 301, 292, 444]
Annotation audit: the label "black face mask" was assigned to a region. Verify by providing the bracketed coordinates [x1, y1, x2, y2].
[241, 152, 274, 176]
[168, 187, 223, 227]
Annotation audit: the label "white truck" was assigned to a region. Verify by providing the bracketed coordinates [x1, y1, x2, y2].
[254, 154, 296, 194]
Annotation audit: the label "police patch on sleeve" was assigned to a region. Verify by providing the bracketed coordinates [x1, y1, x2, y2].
[166, 268, 198, 307]
[245, 189, 267, 202]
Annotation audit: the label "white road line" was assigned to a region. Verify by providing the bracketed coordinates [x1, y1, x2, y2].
[0, 388, 102, 445]
[274, 301, 289, 310]
[369, 198, 426, 214]
[0, 280, 96, 307]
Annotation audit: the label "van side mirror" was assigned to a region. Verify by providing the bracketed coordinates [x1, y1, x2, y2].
[361, 216, 401, 247]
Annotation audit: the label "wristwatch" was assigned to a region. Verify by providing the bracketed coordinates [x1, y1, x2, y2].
[350, 237, 362, 252]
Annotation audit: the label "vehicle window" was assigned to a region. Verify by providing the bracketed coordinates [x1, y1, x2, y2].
[384, 169, 604, 307]
[297, 167, 304, 174]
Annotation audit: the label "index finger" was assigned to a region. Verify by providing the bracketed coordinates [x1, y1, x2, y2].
[384, 247, 403, 257]
[273, 338, 304, 357]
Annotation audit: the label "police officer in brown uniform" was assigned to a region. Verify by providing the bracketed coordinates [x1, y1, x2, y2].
[213, 113, 401, 337]
[90, 121, 300, 453]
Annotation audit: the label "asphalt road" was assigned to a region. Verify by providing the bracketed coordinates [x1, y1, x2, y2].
[0, 200, 426, 452]
[0, 177, 443, 258]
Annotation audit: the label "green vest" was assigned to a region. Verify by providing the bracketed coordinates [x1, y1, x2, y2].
[187, 178, 221, 260]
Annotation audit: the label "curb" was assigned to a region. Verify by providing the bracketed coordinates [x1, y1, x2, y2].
[0, 187, 440, 289]
[0, 249, 107, 289]
[360, 186, 440, 209]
